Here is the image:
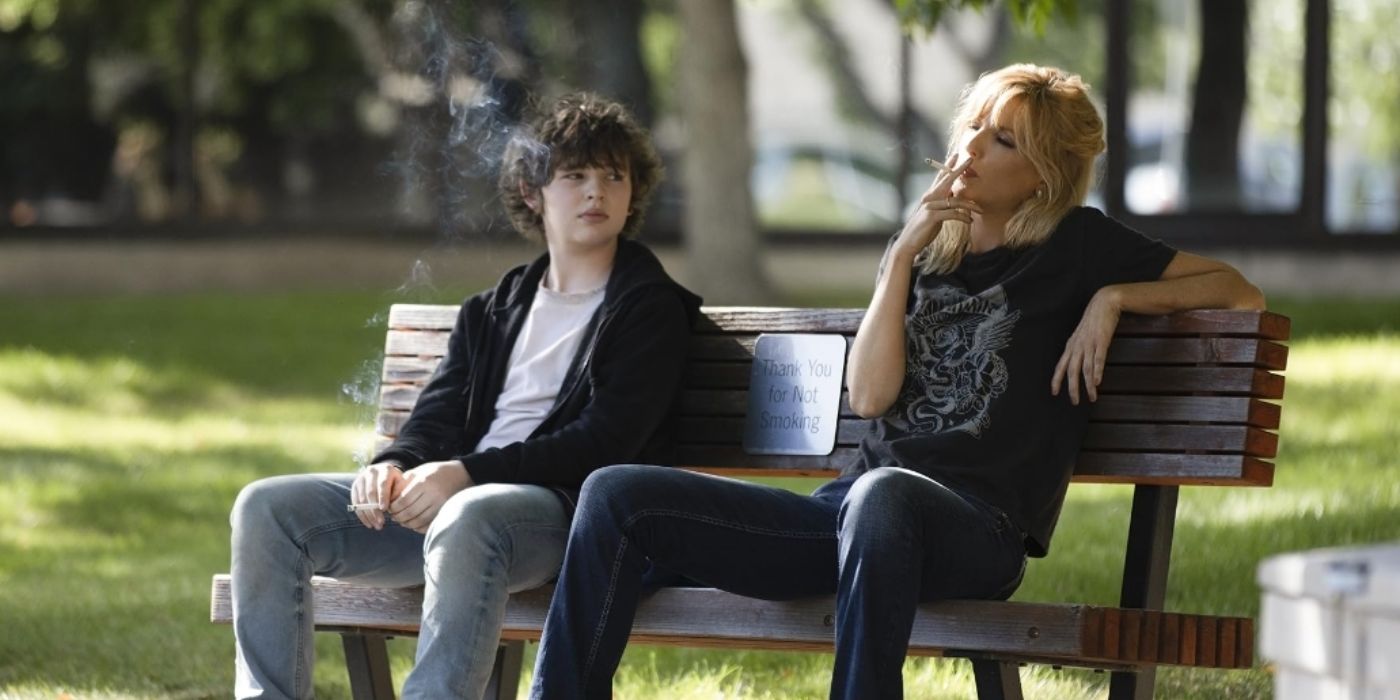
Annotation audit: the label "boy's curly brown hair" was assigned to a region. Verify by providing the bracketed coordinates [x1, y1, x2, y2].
[499, 93, 664, 242]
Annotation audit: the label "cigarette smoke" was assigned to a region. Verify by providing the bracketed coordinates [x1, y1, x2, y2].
[345, 1, 558, 465]
[386, 0, 549, 243]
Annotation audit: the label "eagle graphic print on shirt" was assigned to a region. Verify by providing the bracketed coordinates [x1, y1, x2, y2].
[891, 284, 1020, 437]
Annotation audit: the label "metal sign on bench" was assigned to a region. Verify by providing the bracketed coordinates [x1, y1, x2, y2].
[742, 333, 847, 456]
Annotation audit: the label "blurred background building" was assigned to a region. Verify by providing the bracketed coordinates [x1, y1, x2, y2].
[1, 0, 1396, 297]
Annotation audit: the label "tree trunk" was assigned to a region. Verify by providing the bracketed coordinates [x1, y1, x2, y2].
[1185, 0, 1247, 210]
[794, 0, 946, 160]
[677, 0, 771, 303]
[173, 0, 199, 220]
[569, 0, 654, 126]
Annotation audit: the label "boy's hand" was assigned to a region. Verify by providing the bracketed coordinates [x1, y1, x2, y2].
[351, 462, 404, 530]
[388, 460, 474, 534]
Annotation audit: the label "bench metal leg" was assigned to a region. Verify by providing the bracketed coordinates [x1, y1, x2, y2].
[1120, 485, 1179, 611]
[1109, 668, 1156, 700]
[343, 633, 396, 700]
[1111, 484, 1179, 700]
[484, 640, 525, 700]
[971, 660, 1024, 700]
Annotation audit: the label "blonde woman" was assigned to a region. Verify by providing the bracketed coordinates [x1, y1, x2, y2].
[530, 65, 1265, 699]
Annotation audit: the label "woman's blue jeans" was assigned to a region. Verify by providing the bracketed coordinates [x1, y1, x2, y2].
[529, 465, 1026, 700]
[229, 473, 569, 699]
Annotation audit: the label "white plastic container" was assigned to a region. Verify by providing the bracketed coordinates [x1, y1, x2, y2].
[1258, 543, 1400, 700]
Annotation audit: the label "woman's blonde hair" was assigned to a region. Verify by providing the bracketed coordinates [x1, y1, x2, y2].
[922, 64, 1105, 274]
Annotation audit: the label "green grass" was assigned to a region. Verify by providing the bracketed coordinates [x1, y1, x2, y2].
[1, 292, 1397, 698]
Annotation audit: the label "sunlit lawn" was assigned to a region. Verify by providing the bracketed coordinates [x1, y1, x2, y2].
[1, 291, 1397, 698]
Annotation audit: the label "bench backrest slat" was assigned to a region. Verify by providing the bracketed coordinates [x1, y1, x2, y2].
[375, 395, 1283, 436]
[375, 304, 1289, 487]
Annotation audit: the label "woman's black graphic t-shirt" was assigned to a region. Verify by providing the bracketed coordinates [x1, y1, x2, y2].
[845, 207, 1177, 557]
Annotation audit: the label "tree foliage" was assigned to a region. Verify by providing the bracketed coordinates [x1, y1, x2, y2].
[0, 0, 392, 203]
[1325, 0, 1399, 155]
[894, 0, 1078, 35]
[1, 0, 393, 128]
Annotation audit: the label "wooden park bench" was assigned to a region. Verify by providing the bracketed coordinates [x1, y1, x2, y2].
[211, 303, 1290, 699]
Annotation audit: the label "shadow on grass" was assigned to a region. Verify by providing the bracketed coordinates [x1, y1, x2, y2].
[0, 291, 430, 398]
[0, 349, 244, 416]
[1, 442, 344, 535]
[0, 440, 384, 695]
[1019, 486, 1400, 616]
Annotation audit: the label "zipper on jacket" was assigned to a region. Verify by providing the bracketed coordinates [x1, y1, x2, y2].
[531, 287, 639, 435]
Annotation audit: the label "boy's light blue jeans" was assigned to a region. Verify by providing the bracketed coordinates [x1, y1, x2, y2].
[230, 472, 569, 699]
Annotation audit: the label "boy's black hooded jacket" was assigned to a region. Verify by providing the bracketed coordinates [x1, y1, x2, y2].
[371, 239, 702, 510]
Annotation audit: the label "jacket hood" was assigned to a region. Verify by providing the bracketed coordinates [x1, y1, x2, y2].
[491, 239, 703, 323]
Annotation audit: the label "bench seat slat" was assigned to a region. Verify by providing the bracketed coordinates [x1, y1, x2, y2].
[667, 418, 1276, 456]
[1072, 453, 1274, 486]
[384, 306, 1290, 340]
[1088, 396, 1281, 428]
[384, 330, 450, 358]
[1082, 425, 1278, 457]
[1106, 338, 1287, 368]
[670, 446, 1275, 485]
[385, 377, 1285, 417]
[379, 386, 864, 416]
[1099, 367, 1284, 397]
[378, 368, 1287, 410]
[1114, 309, 1290, 339]
[386, 305, 1288, 332]
[382, 357, 442, 383]
[387, 304, 459, 330]
[208, 576, 1251, 669]
[682, 363, 1286, 393]
[686, 335, 1287, 369]
[671, 447, 857, 474]
[361, 438, 1275, 485]
[694, 308, 1284, 340]
[688, 335, 829, 361]
[375, 395, 1283, 436]
[693, 308, 866, 334]
[387, 333, 1289, 372]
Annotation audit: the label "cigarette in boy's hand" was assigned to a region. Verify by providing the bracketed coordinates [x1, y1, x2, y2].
[924, 157, 955, 174]
[346, 503, 383, 512]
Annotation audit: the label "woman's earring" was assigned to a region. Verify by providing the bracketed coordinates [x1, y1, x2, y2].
[1035, 186, 1046, 199]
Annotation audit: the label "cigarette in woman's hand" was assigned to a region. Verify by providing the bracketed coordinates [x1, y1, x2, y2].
[346, 503, 383, 512]
[924, 157, 955, 174]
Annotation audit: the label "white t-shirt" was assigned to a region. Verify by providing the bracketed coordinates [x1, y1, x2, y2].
[473, 280, 607, 452]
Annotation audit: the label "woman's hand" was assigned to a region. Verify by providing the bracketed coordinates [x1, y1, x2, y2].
[891, 157, 980, 262]
[351, 462, 405, 530]
[387, 460, 474, 534]
[1052, 286, 1123, 405]
[848, 157, 979, 418]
